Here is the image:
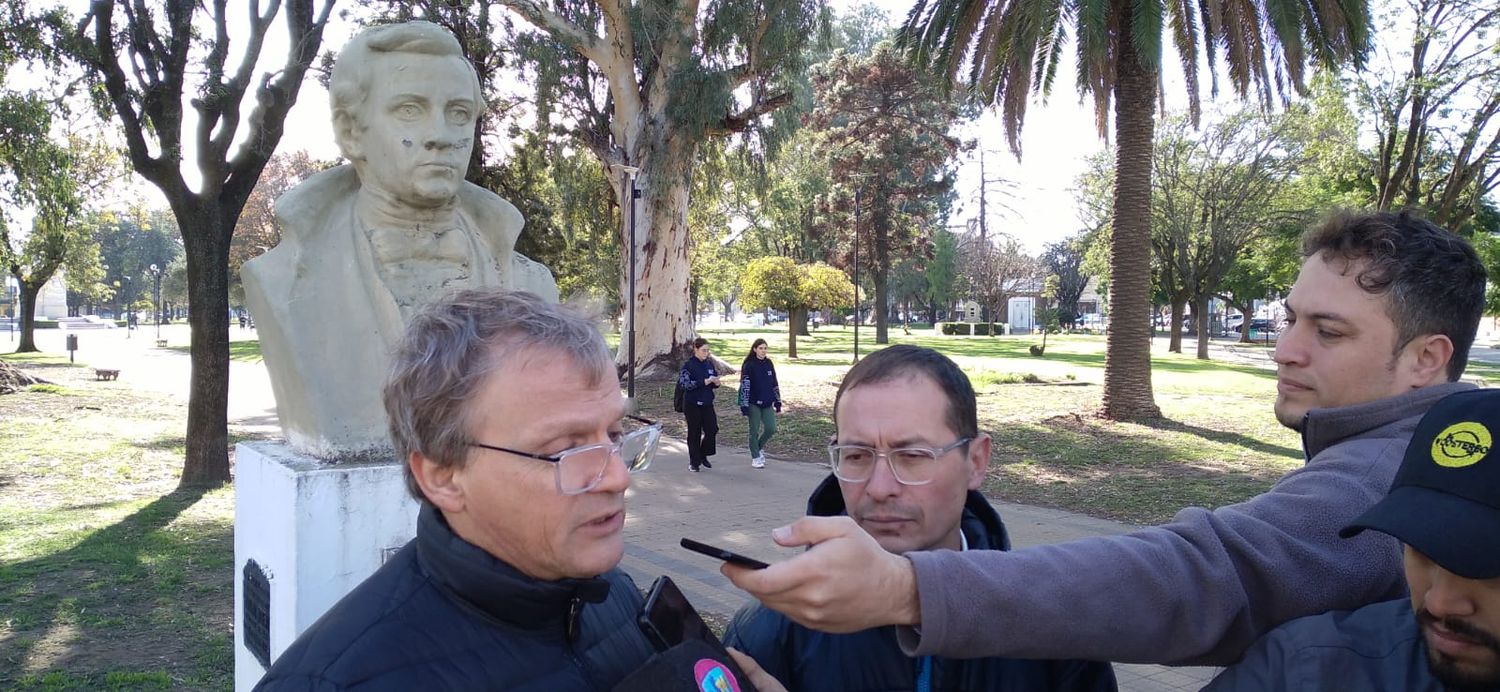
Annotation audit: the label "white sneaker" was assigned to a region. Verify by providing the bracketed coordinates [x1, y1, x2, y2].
[752, 455, 765, 468]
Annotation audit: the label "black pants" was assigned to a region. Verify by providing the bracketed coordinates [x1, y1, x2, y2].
[684, 403, 718, 468]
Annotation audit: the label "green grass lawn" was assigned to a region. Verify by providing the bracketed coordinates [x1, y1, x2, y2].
[0, 357, 237, 690]
[637, 326, 1306, 524]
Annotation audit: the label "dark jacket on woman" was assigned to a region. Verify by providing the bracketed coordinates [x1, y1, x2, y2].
[737, 356, 781, 410]
[678, 356, 719, 408]
[724, 476, 1117, 692]
[255, 504, 657, 691]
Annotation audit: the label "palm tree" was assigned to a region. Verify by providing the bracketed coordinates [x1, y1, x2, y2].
[899, 0, 1369, 420]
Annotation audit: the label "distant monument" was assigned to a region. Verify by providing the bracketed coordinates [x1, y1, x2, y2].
[235, 22, 557, 689]
[242, 20, 557, 457]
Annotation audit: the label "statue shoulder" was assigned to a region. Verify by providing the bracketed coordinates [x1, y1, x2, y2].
[274, 165, 361, 238]
[457, 181, 525, 242]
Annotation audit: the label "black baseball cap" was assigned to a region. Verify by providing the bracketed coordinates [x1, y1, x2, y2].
[1340, 388, 1500, 580]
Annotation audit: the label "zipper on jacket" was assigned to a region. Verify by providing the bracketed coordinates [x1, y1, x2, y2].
[566, 596, 583, 643]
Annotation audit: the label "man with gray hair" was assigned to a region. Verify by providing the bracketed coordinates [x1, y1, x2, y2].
[243, 21, 557, 457]
[256, 289, 662, 690]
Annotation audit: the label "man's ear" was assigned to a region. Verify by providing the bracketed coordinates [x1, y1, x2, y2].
[332, 110, 364, 161]
[966, 433, 992, 491]
[1403, 334, 1455, 387]
[409, 451, 466, 514]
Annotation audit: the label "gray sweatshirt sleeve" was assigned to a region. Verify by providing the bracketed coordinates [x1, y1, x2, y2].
[897, 437, 1408, 666]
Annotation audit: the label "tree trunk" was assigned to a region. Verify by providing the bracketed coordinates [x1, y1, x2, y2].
[176, 203, 233, 487]
[15, 282, 40, 353]
[874, 226, 890, 345]
[1238, 305, 1253, 343]
[1195, 295, 1211, 360]
[1101, 10, 1162, 420]
[1168, 299, 1185, 353]
[786, 307, 803, 359]
[616, 132, 695, 374]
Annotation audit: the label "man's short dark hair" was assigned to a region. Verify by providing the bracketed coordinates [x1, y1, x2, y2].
[691, 337, 710, 349]
[1301, 209, 1487, 381]
[834, 345, 978, 439]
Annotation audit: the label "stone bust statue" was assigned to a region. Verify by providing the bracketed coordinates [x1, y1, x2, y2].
[243, 21, 557, 457]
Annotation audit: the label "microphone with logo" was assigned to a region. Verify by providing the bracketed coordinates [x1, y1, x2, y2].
[614, 576, 759, 692]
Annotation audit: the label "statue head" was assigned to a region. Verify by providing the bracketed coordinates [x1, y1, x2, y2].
[329, 21, 485, 209]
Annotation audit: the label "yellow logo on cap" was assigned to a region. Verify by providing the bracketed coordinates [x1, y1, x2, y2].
[1431, 422, 1492, 468]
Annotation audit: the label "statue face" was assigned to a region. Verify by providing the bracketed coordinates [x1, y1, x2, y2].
[350, 52, 478, 208]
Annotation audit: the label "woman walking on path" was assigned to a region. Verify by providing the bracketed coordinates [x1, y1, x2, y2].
[738, 338, 782, 469]
[678, 337, 720, 472]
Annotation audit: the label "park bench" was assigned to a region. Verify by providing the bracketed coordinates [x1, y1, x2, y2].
[94, 368, 121, 381]
[156, 339, 168, 347]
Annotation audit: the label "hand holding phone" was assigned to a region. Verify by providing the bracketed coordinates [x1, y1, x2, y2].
[680, 538, 770, 569]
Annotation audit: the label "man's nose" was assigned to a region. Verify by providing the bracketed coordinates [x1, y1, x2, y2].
[862, 454, 904, 499]
[1272, 323, 1304, 367]
[1422, 568, 1479, 620]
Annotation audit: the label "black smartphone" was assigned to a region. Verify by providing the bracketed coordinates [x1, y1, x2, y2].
[637, 576, 759, 691]
[680, 538, 770, 570]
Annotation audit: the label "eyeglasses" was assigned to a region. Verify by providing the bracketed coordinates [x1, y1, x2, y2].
[469, 415, 661, 495]
[827, 437, 973, 486]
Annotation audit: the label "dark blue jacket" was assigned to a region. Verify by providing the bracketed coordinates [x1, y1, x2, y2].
[738, 356, 781, 409]
[724, 476, 1117, 692]
[678, 356, 719, 408]
[255, 504, 656, 691]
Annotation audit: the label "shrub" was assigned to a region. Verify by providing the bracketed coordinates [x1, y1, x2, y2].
[1029, 344, 1045, 357]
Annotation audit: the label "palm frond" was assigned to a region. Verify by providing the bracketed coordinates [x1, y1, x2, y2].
[1167, 0, 1203, 124]
[1131, 0, 1166, 75]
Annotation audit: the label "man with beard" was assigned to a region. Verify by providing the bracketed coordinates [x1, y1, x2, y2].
[724, 210, 1487, 667]
[1207, 388, 1500, 691]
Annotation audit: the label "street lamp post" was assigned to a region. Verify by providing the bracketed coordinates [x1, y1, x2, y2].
[610, 163, 641, 399]
[148, 263, 162, 340]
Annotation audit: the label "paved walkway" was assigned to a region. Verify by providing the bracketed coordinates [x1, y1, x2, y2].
[624, 441, 1219, 691]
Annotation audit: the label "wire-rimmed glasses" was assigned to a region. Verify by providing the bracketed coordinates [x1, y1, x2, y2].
[827, 437, 973, 486]
[469, 415, 661, 495]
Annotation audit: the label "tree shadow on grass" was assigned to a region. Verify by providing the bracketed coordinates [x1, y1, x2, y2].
[0, 486, 231, 688]
[1148, 418, 1301, 461]
[130, 434, 187, 453]
[989, 413, 1292, 524]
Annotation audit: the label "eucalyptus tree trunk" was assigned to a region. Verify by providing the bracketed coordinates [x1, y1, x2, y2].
[496, 1, 800, 376]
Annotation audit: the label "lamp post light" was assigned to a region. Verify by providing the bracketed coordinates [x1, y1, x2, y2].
[610, 163, 641, 399]
[148, 263, 163, 340]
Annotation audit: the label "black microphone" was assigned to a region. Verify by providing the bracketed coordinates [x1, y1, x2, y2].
[613, 638, 759, 692]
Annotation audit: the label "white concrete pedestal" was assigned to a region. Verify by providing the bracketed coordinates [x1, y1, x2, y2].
[233, 442, 419, 691]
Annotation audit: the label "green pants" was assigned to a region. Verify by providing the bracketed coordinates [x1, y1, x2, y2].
[748, 405, 777, 458]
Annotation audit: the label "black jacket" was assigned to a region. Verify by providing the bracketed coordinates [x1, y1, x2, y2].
[724, 476, 1117, 692]
[678, 356, 719, 408]
[255, 504, 656, 691]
